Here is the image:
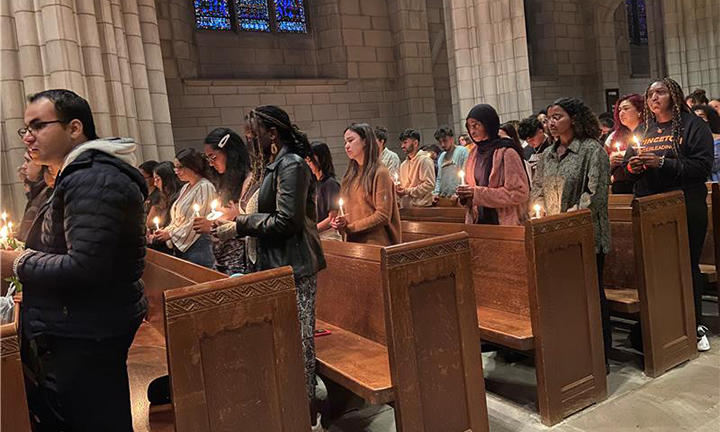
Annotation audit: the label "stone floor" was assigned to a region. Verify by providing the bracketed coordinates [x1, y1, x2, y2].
[129, 299, 720, 432]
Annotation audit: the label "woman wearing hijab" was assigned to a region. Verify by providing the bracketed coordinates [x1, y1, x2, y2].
[456, 104, 530, 225]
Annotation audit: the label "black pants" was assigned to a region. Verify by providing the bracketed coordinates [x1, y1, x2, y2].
[597, 253, 611, 361]
[684, 187, 708, 327]
[21, 331, 137, 432]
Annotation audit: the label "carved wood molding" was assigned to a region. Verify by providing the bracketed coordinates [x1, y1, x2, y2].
[386, 239, 469, 268]
[529, 213, 592, 236]
[1, 334, 20, 357]
[165, 275, 295, 319]
[634, 194, 685, 214]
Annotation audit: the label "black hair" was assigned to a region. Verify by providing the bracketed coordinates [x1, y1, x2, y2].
[28, 89, 99, 140]
[551, 97, 602, 141]
[692, 104, 720, 134]
[499, 122, 522, 150]
[644, 78, 690, 156]
[153, 161, 184, 205]
[374, 126, 388, 144]
[433, 125, 454, 141]
[538, 109, 548, 116]
[517, 116, 543, 140]
[599, 116, 615, 129]
[398, 128, 421, 142]
[310, 141, 336, 179]
[248, 105, 311, 159]
[139, 160, 159, 176]
[423, 144, 442, 155]
[342, 123, 379, 197]
[176, 148, 214, 181]
[687, 88, 709, 105]
[204, 127, 251, 205]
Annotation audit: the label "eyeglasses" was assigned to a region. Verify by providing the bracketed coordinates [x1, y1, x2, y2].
[202, 153, 217, 162]
[17, 120, 66, 138]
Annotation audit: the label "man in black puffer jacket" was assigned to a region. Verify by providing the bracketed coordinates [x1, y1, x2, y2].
[2, 89, 147, 431]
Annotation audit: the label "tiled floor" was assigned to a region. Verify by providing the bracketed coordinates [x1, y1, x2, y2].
[128, 301, 720, 431]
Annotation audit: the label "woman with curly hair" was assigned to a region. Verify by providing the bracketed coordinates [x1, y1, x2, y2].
[530, 97, 612, 363]
[606, 94, 645, 193]
[625, 78, 714, 351]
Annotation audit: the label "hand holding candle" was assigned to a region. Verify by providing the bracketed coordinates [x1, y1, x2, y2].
[338, 198, 345, 217]
[632, 135, 642, 153]
[393, 172, 400, 185]
[207, 199, 224, 221]
[153, 217, 160, 232]
[533, 204, 542, 219]
[458, 169, 466, 186]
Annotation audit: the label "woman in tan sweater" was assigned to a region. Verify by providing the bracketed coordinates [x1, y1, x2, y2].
[331, 123, 402, 246]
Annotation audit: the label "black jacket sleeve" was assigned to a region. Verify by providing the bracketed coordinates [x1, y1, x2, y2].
[659, 115, 714, 185]
[18, 169, 133, 286]
[235, 158, 310, 237]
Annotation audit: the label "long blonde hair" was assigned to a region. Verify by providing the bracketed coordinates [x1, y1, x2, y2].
[341, 123, 380, 197]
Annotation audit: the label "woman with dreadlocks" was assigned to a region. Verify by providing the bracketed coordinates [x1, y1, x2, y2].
[531, 97, 612, 368]
[225, 105, 326, 426]
[624, 78, 714, 352]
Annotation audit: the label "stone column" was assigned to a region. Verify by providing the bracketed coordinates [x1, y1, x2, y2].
[0, 0, 174, 218]
[442, 0, 532, 131]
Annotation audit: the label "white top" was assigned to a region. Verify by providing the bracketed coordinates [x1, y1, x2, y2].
[166, 178, 216, 253]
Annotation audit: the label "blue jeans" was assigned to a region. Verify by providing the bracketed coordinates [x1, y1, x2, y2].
[175, 234, 215, 269]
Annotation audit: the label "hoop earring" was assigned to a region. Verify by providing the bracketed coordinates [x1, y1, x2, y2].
[271, 140, 278, 156]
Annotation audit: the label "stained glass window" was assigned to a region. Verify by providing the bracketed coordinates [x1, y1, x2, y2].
[274, 0, 307, 33]
[194, 1, 307, 33]
[236, 0, 271, 32]
[194, 0, 232, 30]
[625, 0, 648, 45]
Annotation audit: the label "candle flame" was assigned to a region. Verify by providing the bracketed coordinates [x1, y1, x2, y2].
[0, 225, 7, 240]
[533, 204, 541, 219]
[211, 199, 218, 212]
[338, 198, 344, 207]
[1, 212, 6, 221]
[614, 143, 621, 151]
[193, 203, 200, 212]
[153, 217, 160, 225]
[534, 204, 541, 212]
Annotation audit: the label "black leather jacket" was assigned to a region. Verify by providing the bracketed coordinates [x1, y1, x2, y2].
[17, 149, 148, 339]
[235, 147, 326, 279]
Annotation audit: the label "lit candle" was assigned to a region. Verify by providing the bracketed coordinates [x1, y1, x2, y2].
[614, 143, 621, 153]
[0, 225, 7, 241]
[193, 203, 201, 218]
[1, 212, 6, 223]
[211, 199, 218, 213]
[338, 198, 345, 217]
[633, 135, 642, 153]
[393, 172, 399, 185]
[458, 169, 466, 186]
[207, 199, 224, 221]
[153, 216, 160, 232]
[7, 222, 12, 238]
[533, 204, 542, 219]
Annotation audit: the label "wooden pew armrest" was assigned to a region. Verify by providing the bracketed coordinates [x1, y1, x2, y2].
[314, 320, 393, 405]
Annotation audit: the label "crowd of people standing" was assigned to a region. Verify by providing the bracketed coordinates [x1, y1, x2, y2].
[3, 77, 719, 430]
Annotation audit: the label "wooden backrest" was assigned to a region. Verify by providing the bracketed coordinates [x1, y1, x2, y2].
[609, 194, 633, 207]
[1, 308, 30, 432]
[605, 205, 637, 290]
[163, 266, 310, 432]
[316, 240, 386, 344]
[383, 233, 489, 432]
[401, 221, 529, 317]
[399, 207, 466, 223]
[142, 249, 226, 334]
[700, 182, 720, 266]
[631, 191, 697, 376]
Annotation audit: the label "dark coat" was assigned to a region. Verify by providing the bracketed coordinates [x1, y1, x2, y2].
[235, 147, 326, 279]
[17, 149, 148, 339]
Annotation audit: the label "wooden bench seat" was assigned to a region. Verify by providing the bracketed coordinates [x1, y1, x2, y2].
[476, 306, 534, 350]
[314, 320, 392, 404]
[606, 191, 698, 377]
[401, 210, 607, 426]
[317, 233, 489, 431]
[399, 206, 466, 223]
[1, 308, 30, 432]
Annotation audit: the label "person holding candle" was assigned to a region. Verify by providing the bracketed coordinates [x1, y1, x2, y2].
[225, 105, 325, 427]
[455, 104, 530, 226]
[604, 94, 646, 194]
[331, 123, 402, 246]
[432, 125, 469, 205]
[306, 141, 341, 239]
[531, 97, 612, 364]
[396, 128, 436, 208]
[152, 148, 216, 268]
[191, 128, 255, 275]
[139, 160, 162, 229]
[623, 78, 714, 351]
[1, 89, 148, 430]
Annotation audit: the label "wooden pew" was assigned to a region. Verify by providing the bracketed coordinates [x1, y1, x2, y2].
[699, 183, 720, 299]
[1, 307, 30, 432]
[316, 233, 489, 431]
[163, 266, 311, 432]
[605, 191, 698, 377]
[399, 206, 465, 223]
[400, 211, 607, 426]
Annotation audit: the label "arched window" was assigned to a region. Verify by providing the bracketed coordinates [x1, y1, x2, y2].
[625, 0, 648, 45]
[193, 0, 307, 33]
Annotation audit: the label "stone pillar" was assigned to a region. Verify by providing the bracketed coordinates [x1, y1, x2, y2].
[1, 0, 174, 218]
[387, 0, 439, 139]
[662, 0, 720, 97]
[442, 0, 532, 131]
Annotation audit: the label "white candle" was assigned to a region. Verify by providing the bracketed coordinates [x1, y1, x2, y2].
[393, 172, 399, 185]
[0, 225, 7, 241]
[633, 135, 642, 153]
[0, 212, 6, 223]
[533, 204, 541, 219]
[458, 169, 466, 186]
[338, 198, 345, 217]
[211, 199, 218, 213]
[153, 217, 160, 232]
[193, 203, 201, 218]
